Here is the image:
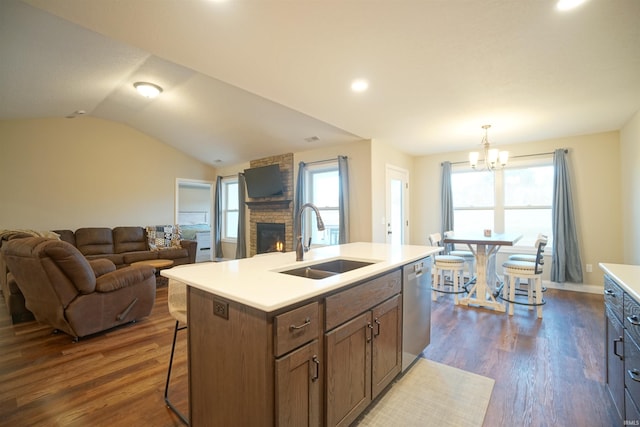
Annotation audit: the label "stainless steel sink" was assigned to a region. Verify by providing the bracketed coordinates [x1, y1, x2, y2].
[280, 267, 339, 279]
[279, 259, 375, 279]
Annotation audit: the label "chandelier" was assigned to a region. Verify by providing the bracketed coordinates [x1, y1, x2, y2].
[469, 125, 508, 170]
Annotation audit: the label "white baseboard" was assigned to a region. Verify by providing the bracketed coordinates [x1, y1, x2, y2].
[543, 280, 602, 295]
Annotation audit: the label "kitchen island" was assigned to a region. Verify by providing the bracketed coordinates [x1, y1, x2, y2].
[162, 242, 440, 427]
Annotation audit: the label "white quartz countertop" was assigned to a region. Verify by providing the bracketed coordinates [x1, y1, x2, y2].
[161, 242, 440, 312]
[599, 263, 640, 301]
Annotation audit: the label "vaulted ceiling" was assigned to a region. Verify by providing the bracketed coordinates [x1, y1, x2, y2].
[2, 0, 639, 166]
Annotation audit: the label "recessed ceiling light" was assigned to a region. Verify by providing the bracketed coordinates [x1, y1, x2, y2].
[304, 136, 320, 143]
[351, 79, 369, 93]
[556, 0, 587, 11]
[65, 109, 86, 119]
[134, 82, 163, 98]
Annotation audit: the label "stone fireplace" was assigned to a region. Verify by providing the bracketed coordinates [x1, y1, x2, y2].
[256, 222, 286, 254]
[247, 153, 294, 257]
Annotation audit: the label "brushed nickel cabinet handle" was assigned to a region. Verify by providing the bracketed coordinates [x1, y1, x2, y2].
[311, 355, 320, 382]
[366, 322, 374, 342]
[290, 317, 311, 330]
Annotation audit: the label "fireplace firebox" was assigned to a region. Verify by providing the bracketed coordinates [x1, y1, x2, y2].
[257, 223, 286, 254]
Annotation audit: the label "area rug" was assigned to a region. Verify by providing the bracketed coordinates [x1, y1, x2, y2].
[355, 358, 494, 427]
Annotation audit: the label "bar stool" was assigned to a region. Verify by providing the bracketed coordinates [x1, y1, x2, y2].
[501, 237, 547, 318]
[444, 230, 476, 285]
[165, 278, 189, 425]
[508, 233, 547, 263]
[429, 233, 466, 304]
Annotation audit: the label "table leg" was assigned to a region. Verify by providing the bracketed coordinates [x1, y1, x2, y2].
[459, 243, 505, 312]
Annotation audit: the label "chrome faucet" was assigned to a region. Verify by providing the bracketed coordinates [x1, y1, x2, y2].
[295, 203, 325, 261]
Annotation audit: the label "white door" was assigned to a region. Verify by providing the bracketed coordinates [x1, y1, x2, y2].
[176, 179, 214, 262]
[385, 166, 409, 245]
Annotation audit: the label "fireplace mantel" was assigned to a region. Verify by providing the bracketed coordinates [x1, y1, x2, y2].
[245, 200, 292, 210]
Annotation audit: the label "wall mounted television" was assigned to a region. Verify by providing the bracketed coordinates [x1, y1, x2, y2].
[243, 164, 284, 198]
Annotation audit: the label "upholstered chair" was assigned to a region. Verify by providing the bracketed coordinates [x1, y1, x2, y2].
[1, 237, 156, 340]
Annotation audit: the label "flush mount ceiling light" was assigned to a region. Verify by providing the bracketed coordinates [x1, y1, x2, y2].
[556, 0, 587, 11]
[133, 82, 163, 98]
[351, 79, 369, 93]
[469, 125, 508, 171]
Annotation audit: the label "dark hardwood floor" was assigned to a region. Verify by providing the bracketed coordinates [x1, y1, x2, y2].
[423, 288, 618, 427]
[0, 285, 617, 426]
[0, 285, 188, 427]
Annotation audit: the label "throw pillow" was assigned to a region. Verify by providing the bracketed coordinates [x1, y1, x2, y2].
[146, 225, 182, 251]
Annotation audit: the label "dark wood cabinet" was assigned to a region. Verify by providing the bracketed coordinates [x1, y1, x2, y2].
[325, 292, 402, 427]
[325, 311, 372, 427]
[371, 295, 402, 397]
[275, 339, 321, 427]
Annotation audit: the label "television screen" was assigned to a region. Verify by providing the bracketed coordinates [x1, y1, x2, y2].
[243, 164, 284, 198]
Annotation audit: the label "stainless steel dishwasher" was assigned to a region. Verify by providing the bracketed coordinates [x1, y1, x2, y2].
[402, 256, 432, 372]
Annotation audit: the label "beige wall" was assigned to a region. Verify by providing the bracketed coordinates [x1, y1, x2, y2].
[620, 110, 640, 264]
[0, 117, 217, 230]
[411, 131, 622, 286]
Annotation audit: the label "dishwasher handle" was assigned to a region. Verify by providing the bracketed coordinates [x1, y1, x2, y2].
[412, 262, 424, 277]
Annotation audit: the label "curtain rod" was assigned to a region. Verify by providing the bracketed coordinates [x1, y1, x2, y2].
[302, 156, 345, 166]
[219, 156, 347, 177]
[442, 148, 568, 166]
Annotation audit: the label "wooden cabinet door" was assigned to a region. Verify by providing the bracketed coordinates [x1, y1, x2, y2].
[606, 311, 625, 421]
[325, 312, 372, 427]
[275, 340, 321, 427]
[371, 295, 402, 398]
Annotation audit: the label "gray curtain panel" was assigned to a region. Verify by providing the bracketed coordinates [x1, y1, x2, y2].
[235, 172, 247, 259]
[551, 149, 583, 283]
[338, 156, 350, 244]
[441, 161, 454, 251]
[214, 175, 223, 258]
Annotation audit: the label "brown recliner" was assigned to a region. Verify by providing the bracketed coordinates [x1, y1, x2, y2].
[1, 237, 156, 340]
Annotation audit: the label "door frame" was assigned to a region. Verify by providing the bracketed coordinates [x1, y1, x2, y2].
[385, 165, 409, 245]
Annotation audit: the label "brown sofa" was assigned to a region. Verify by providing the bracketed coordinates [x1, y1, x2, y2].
[2, 237, 157, 340]
[0, 226, 196, 323]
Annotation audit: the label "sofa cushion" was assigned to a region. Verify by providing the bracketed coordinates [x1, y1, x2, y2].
[75, 228, 114, 256]
[113, 227, 148, 254]
[85, 253, 124, 267]
[123, 251, 159, 264]
[157, 247, 190, 261]
[89, 259, 117, 277]
[53, 229, 76, 247]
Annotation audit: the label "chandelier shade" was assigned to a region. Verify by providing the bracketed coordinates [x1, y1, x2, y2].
[469, 125, 508, 170]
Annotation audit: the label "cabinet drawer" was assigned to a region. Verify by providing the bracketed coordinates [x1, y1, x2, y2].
[626, 388, 640, 426]
[325, 270, 401, 331]
[275, 301, 319, 357]
[604, 275, 624, 323]
[625, 330, 640, 401]
[626, 295, 640, 346]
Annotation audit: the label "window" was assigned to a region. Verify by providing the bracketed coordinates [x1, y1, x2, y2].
[451, 159, 553, 248]
[222, 178, 238, 241]
[304, 163, 341, 246]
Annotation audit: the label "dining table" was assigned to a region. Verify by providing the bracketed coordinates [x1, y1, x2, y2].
[443, 232, 522, 312]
